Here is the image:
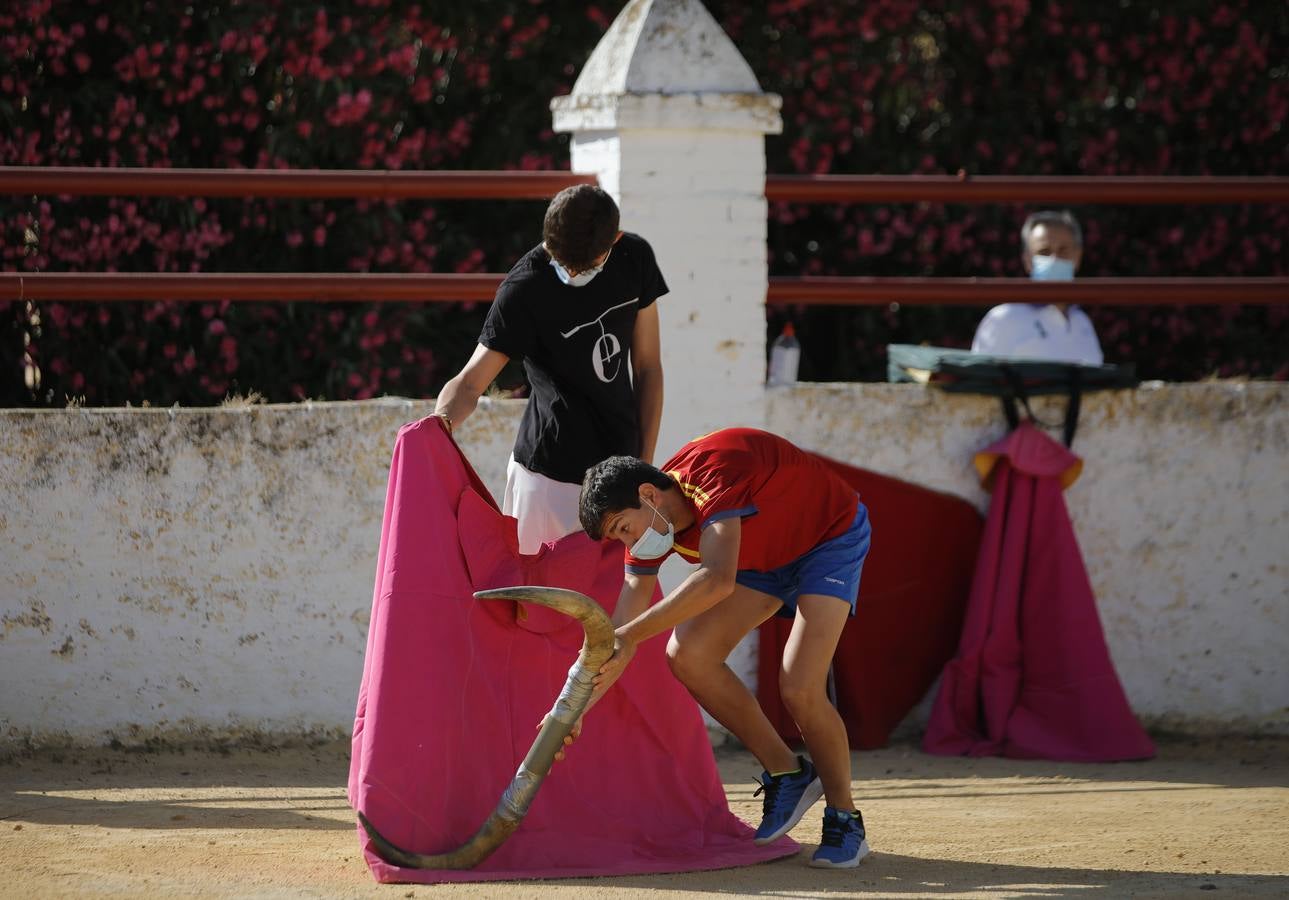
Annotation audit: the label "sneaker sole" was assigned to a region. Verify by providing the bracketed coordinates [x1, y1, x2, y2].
[752, 777, 824, 845]
[808, 838, 871, 868]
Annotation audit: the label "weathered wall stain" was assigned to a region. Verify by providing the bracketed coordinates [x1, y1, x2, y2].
[2, 601, 53, 637]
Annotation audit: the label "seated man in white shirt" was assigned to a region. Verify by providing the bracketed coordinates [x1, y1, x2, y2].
[971, 210, 1104, 365]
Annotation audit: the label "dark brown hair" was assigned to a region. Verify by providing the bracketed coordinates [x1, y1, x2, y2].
[578, 455, 674, 540]
[542, 185, 620, 271]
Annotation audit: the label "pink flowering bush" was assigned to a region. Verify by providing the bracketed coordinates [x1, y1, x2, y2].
[717, 0, 1289, 381]
[1, 0, 598, 404]
[1, 0, 1285, 404]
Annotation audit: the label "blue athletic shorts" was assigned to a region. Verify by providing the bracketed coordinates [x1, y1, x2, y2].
[734, 499, 871, 619]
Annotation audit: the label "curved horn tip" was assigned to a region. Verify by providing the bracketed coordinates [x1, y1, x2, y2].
[473, 586, 588, 601]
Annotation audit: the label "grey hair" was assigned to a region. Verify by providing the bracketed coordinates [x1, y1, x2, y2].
[1020, 210, 1083, 254]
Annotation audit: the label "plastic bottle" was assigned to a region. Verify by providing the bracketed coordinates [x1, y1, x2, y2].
[767, 323, 801, 386]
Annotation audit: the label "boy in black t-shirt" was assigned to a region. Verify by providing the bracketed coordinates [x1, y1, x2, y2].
[434, 185, 668, 552]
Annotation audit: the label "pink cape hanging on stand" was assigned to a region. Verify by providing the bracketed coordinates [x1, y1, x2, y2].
[348, 416, 796, 883]
[923, 421, 1155, 762]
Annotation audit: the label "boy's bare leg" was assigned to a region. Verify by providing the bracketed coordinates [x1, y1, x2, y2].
[781, 593, 856, 810]
[667, 585, 798, 774]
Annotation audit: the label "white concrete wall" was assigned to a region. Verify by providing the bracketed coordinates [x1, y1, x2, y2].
[0, 398, 515, 750]
[769, 381, 1289, 735]
[2, 384, 1286, 751]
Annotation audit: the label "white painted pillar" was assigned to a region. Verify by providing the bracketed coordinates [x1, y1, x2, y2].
[551, 0, 782, 463]
[551, 0, 782, 733]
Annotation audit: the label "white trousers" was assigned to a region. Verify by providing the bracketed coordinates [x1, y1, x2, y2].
[502, 455, 584, 554]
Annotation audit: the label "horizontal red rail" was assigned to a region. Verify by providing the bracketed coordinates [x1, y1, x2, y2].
[0, 167, 595, 200]
[5, 272, 1286, 306]
[1, 272, 502, 301]
[766, 277, 1289, 306]
[3, 167, 1287, 205]
[766, 175, 1289, 205]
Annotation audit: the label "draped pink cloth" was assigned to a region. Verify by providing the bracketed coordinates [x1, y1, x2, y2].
[348, 416, 796, 883]
[923, 422, 1155, 762]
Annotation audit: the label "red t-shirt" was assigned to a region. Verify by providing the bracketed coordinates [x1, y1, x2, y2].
[625, 427, 858, 575]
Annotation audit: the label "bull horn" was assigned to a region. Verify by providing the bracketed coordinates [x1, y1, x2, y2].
[357, 586, 615, 870]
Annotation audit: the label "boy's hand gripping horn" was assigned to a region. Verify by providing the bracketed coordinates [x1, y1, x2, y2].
[356, 586, 615, 869]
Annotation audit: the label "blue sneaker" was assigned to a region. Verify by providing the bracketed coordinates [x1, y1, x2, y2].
[752, 755, 824, 845]
[810, 806, 870, 868]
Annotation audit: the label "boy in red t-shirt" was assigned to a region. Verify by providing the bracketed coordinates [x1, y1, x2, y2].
[578, 427, 873, 867]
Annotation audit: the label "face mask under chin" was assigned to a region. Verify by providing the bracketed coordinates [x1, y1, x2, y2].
[629, 500, 674, 560]
[548, 245, 612, 287]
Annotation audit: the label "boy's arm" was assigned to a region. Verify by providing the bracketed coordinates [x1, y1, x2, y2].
[631, 303, 663, 464]
[612, 571, 657, 628]
[617, 517, 741, 651]
[434, 343, 509, 431]
[585, 571, 656, 710]
[584, 521, 737, 720]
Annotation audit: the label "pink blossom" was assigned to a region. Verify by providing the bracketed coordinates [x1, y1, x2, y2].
[325, 89, 373, 126]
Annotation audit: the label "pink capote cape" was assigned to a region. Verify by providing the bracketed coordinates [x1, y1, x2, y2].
[923, 422, 1155, 762]
[347, 416, 796, 883]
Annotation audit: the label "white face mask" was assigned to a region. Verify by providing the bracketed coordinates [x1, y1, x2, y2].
[549, 245, 611, 287]
[1030, 254, 1077, 282]
[629, 499, 674, 560]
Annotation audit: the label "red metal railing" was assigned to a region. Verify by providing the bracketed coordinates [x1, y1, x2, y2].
[3, 167, 1288, 307]
[2, 272, 500, 302]
[764, 276, 1289, 307]
[0, 167, 594, 200]
[764, 174, 1289, 205]
[5, 167, 1283, 204]
[5, 272, 1287, 306]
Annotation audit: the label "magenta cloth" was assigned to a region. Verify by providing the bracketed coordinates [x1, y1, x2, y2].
[923, 422, 1155, 762]
[347, 416, 796, 883]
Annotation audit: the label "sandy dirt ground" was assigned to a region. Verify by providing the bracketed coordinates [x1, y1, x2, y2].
[2, 736, 1287, 899]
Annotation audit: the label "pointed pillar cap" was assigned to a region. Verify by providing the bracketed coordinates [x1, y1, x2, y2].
[552, 0, 782, 134]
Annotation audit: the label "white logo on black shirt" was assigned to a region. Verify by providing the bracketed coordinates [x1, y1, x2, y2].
[559, 298, 638, 384]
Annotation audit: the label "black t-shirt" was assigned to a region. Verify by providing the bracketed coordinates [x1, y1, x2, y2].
[478, 232, 669, 484]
